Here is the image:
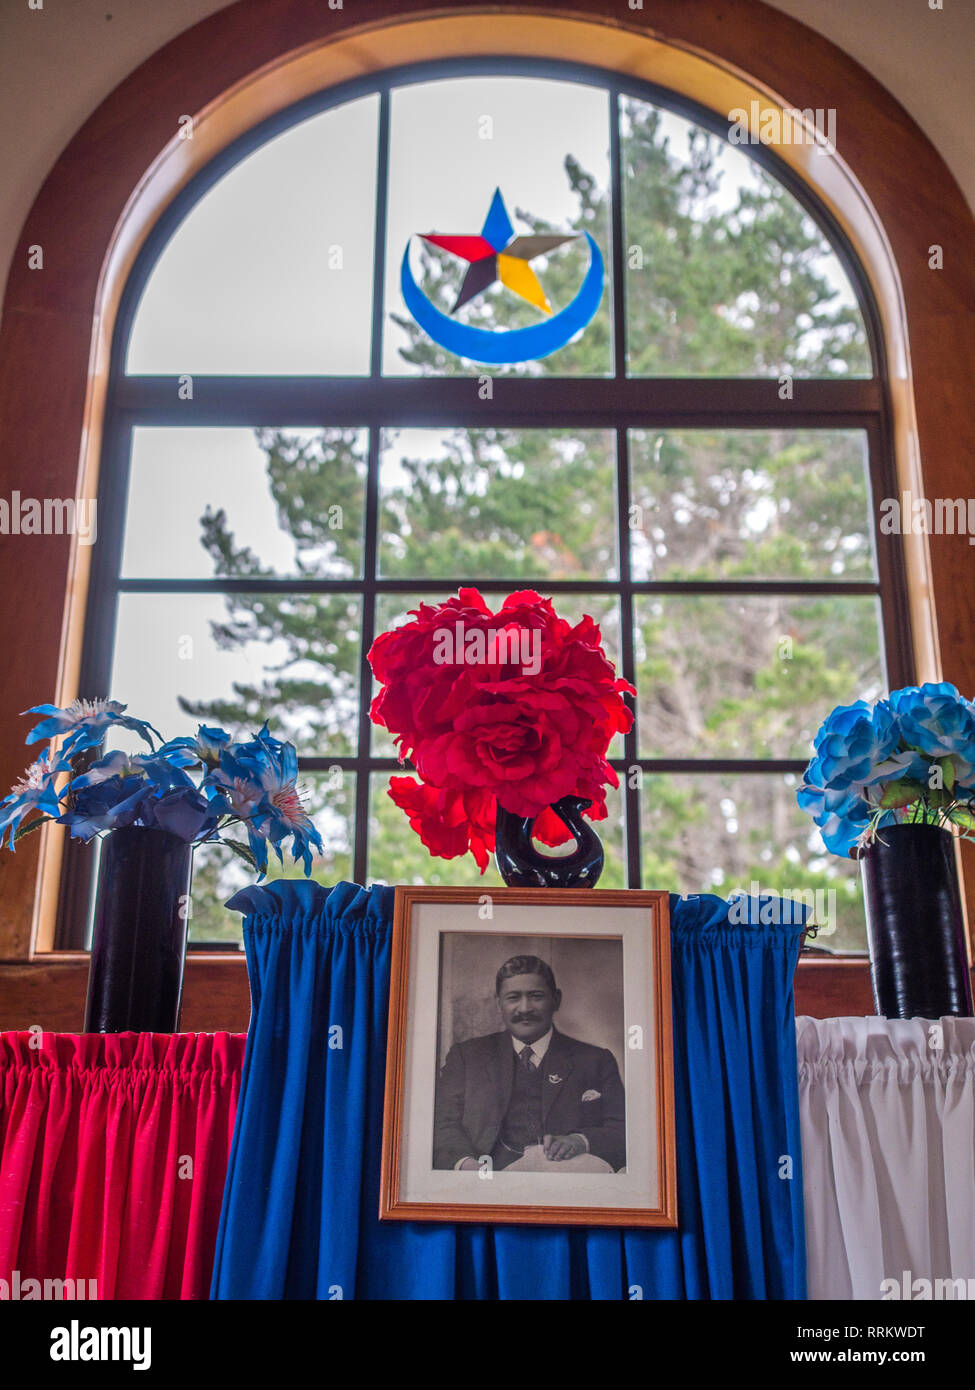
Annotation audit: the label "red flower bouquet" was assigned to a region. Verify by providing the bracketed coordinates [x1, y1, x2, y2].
[368, 588, 635, 871]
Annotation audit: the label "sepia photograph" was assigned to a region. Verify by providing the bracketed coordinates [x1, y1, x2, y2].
[434, 933, 626, 1175]
[381, 887, 676, 1226]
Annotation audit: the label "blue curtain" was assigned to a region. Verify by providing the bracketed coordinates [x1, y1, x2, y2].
[210, 881, 806, 1300]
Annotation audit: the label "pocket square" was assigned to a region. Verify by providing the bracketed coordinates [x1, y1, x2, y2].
[581, 1089, 601, 1102]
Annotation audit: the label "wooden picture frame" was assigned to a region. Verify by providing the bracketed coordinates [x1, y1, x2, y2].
[380, 886, 676, 1227]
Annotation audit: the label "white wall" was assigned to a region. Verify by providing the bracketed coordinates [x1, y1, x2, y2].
[1, 0, 972, 315]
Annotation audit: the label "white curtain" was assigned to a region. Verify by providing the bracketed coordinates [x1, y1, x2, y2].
[797, 1015, 975, 1300]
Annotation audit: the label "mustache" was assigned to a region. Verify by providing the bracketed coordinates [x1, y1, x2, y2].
[511, 1013, 542, 1022]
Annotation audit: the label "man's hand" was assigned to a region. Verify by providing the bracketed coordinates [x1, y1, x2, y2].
[457, 1157, 480, 1172]
[543, 1132, 587, 1161]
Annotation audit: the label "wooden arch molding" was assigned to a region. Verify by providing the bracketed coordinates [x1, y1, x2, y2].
[2, 0, 974, 1025]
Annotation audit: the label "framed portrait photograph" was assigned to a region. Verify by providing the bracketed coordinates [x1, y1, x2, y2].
[380, 887, 676, 1228]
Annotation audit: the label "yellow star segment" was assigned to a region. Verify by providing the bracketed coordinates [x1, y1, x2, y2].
[497, 254, 552, 315]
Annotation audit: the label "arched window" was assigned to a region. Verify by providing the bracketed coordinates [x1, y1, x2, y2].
[60, 58, 911, 949]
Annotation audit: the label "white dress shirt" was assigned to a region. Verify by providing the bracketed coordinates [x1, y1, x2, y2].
[512, 1028, 553, 1065]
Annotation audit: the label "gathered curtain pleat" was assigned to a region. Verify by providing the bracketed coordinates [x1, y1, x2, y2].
[211, 880, 806, 1300]
[0, 1030, 245, 1300]
[797, 1015, 975, 1301]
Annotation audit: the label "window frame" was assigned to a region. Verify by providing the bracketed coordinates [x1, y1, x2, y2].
[56, 54, 913, 949]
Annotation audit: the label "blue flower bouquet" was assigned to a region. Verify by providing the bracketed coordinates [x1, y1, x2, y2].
[798, 683, 975, 1019]
[797, 681, 975, 856]
[0, 697, 323, 876]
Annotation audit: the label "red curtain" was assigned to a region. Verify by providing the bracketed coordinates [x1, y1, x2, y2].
[0, 1031, 246, 1300]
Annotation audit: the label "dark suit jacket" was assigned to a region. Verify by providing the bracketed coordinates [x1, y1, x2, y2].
[433, 1026, 626, 1171]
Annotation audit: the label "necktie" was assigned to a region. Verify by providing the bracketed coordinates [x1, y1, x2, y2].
[519, 1045, 535, 1071]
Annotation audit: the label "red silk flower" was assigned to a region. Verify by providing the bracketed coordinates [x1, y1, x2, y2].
[368, 588, 634, 870]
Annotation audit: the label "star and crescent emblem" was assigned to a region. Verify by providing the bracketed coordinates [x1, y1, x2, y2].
[399, 186, 604, 365]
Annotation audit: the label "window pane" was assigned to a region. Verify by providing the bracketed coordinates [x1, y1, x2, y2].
[188, 771, 355, 942]
[629, 429, 874, 581]
[379, 426, 617, 579]
[122, 427, 366, 579]
[126, 95, 379, 374]
[371, 591, 623, 758]
[635, 594, 884, 758]
[369, 774, 626, 889]
[384, 76, 612, 377]
[621, 96, 870, 377]
[640, 772, 865, 951]
[109, 592, 362, 755]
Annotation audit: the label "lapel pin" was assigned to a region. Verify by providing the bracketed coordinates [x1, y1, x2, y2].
[548, 1073, 563, 1085]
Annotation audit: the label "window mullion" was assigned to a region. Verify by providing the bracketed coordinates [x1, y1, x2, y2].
[616, 425, 642, 890]
[864, 414, 915, 689]
[351, 422, 380, 887]
[370, 86, 392, 380]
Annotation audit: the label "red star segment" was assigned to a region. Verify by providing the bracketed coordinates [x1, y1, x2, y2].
[421, 235, 496, 263]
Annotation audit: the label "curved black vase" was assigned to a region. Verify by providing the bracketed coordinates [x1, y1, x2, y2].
[860, 823, 973, 1019]
[84, 825, 193, 1033]
[494, 795, 604, 888]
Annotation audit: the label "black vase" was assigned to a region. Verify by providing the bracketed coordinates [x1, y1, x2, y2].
[494, 795, 604, 888]
[859, 823, 973, 1019]
[84, 825, 194, 1033]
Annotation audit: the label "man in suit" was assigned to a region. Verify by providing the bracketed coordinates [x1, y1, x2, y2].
[433, 954, 626, 1172]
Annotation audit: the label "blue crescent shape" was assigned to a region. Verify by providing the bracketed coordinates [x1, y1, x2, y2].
[400, 232, 604, 365]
